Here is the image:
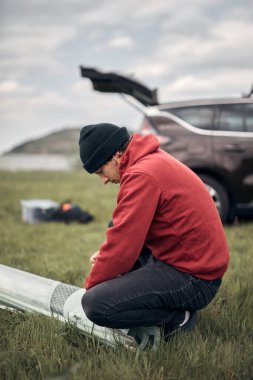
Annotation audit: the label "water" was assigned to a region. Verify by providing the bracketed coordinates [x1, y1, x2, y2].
[0, 154, 77, 171]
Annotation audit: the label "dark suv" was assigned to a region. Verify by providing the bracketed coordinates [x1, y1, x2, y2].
[80, 66, 253, 223]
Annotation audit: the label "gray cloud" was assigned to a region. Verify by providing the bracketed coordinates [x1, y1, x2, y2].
[0, 0, 252, 153]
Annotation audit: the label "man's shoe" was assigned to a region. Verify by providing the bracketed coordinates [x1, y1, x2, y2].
[163, 311, 197, 340]
[179, 310, 197, 332]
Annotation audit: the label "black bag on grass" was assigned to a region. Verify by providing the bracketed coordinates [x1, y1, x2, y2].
[51, 201, 94, 224]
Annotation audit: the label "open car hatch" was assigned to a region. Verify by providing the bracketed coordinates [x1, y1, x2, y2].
[80, 66, 159, 106]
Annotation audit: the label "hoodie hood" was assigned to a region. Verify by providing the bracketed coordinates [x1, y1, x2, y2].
[119, 134, 160, 177]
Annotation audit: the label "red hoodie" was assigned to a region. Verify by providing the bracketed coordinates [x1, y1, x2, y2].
[85, 134, 229, 289]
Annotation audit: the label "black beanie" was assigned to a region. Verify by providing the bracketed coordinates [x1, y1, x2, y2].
[79, 123, 130, 173]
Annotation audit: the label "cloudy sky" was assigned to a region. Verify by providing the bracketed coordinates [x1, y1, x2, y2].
[0, 0, 252, 154]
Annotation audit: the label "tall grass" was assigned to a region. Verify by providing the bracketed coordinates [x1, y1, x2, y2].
[0, 170, 252, 380]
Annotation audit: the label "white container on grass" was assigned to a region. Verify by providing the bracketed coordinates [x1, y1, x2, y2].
[20, 199, 59, 224]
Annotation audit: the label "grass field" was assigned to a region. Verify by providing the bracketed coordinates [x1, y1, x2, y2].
[0, 170, 252, 380]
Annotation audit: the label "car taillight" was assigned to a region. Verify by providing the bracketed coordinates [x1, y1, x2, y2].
[139, 117, 171, 145]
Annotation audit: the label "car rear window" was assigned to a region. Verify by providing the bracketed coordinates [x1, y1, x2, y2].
[168, 106, 214, 130]
[214, 103, 253, 132]
[244, 104, 253, 132]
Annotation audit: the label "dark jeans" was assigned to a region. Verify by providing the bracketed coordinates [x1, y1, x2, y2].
[82, 248, 221, 329]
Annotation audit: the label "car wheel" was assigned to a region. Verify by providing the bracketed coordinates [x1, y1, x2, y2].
[198, 174, 233, 223]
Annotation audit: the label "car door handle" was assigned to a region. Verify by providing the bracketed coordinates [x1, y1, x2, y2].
[223, 144, 246, 153]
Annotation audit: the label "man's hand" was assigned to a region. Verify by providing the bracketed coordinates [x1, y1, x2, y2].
[90, 251, 100, 266]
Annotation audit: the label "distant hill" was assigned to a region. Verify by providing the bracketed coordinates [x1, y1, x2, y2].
[8, 128, 81, 155]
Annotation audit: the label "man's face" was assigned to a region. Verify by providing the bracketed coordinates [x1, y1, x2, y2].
[95, 157, 121, 185]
